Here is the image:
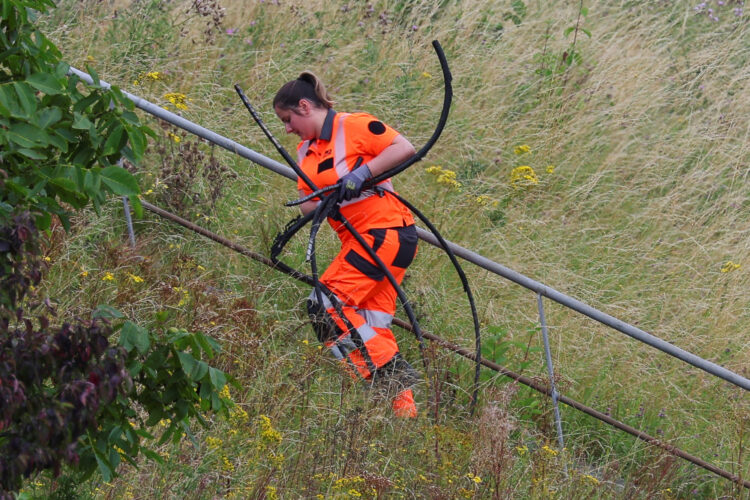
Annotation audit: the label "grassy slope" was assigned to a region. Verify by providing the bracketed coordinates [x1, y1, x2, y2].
[30, 0, 749, 498]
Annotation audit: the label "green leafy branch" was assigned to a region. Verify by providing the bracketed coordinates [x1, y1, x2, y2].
[0, 0, 155, 230]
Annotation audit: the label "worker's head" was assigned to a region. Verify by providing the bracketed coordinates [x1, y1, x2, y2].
[274, 71, 334, 140]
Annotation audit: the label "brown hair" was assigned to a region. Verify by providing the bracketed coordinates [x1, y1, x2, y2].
[273, 71, 335, 110]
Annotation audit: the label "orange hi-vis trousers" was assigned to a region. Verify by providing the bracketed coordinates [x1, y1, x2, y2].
[307, 224, 418, 379]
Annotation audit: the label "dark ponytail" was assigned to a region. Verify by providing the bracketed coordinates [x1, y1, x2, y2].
[273, 71, 335, 110]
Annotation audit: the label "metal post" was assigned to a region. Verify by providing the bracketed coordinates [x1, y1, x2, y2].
[108, 97, 137, 248]
[121, 195, 136, 248]
[538, 292, 567, 474]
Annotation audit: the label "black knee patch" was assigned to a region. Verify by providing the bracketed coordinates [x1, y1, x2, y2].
[306, 298, 342, 343]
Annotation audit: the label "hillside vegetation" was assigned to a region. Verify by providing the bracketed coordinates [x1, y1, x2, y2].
[20, 0, 749, 497]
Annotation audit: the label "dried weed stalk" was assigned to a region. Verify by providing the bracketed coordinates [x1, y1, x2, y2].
[472, 384, 519, 496]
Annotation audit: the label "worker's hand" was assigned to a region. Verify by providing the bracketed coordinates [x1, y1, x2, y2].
[338, 164, 372, 202]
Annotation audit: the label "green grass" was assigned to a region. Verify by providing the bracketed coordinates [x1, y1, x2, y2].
[22, 0, 750, 498]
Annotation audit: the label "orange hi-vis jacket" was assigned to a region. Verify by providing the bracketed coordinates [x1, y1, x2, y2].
[296, 109, 414, 236]
[296, 109, 417, 382]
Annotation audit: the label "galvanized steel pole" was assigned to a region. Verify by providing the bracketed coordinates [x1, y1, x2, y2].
[417, 229, 750, 392]
[68, 66, 297, 182]
[69, 66, 750, 393]
[538, 293, 566, 468]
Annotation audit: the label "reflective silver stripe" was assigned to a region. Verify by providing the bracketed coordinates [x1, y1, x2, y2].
[376, 179, 394, 192]
[356, 323, 378, 342]
[333, 323, 376, 358]
[308, 289, 334, 309]
[335, 335, 359, 357]
[360, 309, 393, 329]
[329, 345, 344, 359]
[297, 141, 310, 166]
[334, 113, 350, 178]
[339, 189, 375, 207]
[339, 179, 395, 207]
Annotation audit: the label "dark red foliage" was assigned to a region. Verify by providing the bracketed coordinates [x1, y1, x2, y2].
[0, 215, 131, 495]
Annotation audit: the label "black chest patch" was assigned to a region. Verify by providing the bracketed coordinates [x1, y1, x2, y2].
[318, 157, 334, 173]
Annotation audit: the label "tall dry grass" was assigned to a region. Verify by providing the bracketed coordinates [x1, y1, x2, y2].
[30, 0, 750, 497]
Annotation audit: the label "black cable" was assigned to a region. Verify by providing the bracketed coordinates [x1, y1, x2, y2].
[234, 84, 318, 191]
[234, 84, 428, 376]
[142, 199, 750, 489]
[289, 39, 452, 207]
[309, 196, 379, 376]
[302, 165, 428, 372]
[380, 188, 481, 414]
[236, 39, 471, 409]
[271, 212, 314, 263]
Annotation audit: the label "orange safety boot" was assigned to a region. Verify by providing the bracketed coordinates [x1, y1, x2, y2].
[392, 388, 417, 418]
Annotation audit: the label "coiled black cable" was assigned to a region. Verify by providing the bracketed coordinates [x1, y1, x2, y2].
[236, 40, 481, 413]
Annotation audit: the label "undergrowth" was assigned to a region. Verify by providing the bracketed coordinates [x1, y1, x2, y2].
[20, 0, 750, 497]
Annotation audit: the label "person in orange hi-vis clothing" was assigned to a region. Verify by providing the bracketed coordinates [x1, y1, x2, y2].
[274, 71, 420, 417]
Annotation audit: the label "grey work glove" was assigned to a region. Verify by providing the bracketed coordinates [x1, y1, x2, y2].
[338, 164, 372, 202]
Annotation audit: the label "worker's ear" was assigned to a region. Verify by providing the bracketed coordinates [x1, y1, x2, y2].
[297, 98, 312, 116]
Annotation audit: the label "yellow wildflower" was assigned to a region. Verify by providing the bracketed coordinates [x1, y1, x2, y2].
[720, 261, 741, 273]
[80, 270, 89, 278]
[266, 486, 278, 500]
[541, 445, 558, 457]
[127, 273, 144, 283]
[230, 405, 249, 425]
[173, 286, 189, 307]
[270, 451, 285, 467]
[437, 171, 461, 189]
[516, 445, 528, 455]
[102, 272, 115, 282]
[219, 385, 232, 400]
[221, 455, 234, 472]
[510, 166, 538, 189]
[583, 474, 599, 485]
[145, 71, 162, 81]
[206, 437, 223, 450]
[546, 165, 555, 174]
[426, 165, 462, 190]
[259, 415, 282, 445]
[164, 92, 189, 110]
[474, 195, 493, 206]
[43, 256, 51, 262]
[167, 131, 181, 143]
[459, 488, 474, 499]
[466, 472, 483, 484]
[422, 71, 432, 78]
[514, 144, 531, 155]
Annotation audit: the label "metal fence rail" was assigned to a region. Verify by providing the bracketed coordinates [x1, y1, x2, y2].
[69, 65, 750, 394]
[140, 198, 750, 488]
